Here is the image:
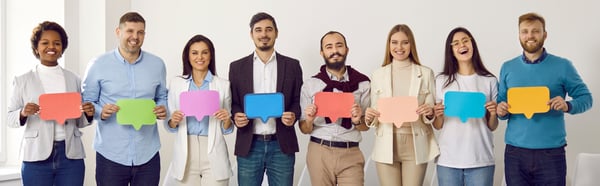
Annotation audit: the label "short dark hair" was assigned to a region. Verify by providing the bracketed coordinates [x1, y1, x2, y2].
[249, 12, 277, 32]
[320, 31, 348, 51]
[119, 12, 146, 27]
[181, 34, 217, 78]
[30, 21, 68, 59]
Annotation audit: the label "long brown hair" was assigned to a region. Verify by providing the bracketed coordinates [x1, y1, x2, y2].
[382, 24, 421, 66]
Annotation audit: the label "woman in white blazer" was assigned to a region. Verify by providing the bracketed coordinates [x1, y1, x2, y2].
[163, 34, 233, 186]
[7, 21, 94, 186]
[364, 24, 440, 186]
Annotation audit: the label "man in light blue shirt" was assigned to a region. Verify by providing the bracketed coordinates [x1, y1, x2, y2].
[82, 12, 168, 186]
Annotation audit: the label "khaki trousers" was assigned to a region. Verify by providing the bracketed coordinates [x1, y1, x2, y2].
[375, 127, 427, 186]
[306, 141, 365, 186]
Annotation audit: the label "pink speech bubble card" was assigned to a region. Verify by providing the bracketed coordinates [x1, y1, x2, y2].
[377, 96, 419, 128]
[180, 90, 220, 121]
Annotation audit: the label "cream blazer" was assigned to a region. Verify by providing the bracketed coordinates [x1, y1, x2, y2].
[164, 76, 233, 181]
[368, 63, 440, 164]
[7, 67, 92, 161]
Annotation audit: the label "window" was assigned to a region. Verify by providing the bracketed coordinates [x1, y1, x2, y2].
[0, 0, 7, 162]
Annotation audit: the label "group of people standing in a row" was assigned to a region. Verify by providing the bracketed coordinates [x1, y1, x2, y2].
[8, 10, 592, 186]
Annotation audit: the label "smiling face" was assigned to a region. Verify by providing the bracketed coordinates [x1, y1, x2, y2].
[451, 31, 474, 63]
[188, 41, 211, 73]
[36, 30, 63, 66]
[251, 19, 278, 52]
[389, 31, 411, 61]
[117, 21, 145, 56]
[320, 33, 348, 71]
[519, 20, 546, 54]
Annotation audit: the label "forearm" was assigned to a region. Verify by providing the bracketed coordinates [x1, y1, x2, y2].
[299, 120, 313, 134]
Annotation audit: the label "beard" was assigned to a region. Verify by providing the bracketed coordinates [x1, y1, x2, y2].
[520, 39, 545, 53]
[323, 52, 346, 71]
[257, 44, 273, 51]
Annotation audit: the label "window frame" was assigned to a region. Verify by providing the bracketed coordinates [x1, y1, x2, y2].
[0, 0, 7, 162]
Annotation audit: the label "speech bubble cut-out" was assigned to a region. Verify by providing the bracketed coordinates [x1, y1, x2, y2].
[508, 86, 550, 119]
[116, 99, 157, 130]
[314, 92, 354, 122]
[244, 93, 284, 123]
[180, 90, 220, 121]
[39, 92, 82, 125]
[377, 96, 419, 128]
[444, 91, 486, 123]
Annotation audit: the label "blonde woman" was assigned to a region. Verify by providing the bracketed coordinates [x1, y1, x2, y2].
[365, 24, 440, 186]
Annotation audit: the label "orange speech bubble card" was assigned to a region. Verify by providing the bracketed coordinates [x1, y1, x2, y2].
[377, 96, 419, 128]
[314, 92, 354, 122]
[39, 92, 82, 125]
[507, 86, 550, 119]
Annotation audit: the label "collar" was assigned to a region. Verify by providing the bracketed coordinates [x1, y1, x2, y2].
[192, 71, 213, 83]
[114, 48, 143, 64]
[325, 66, 349, 82]
[253, 51, 277, 64]
[522, 48, 548, 64]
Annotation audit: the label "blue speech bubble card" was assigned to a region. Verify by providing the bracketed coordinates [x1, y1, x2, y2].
[244, 93, 284, 123]
[444, 91, 486, 123]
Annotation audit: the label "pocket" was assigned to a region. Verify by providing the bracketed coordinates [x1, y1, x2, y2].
[24, 130, 39, 138]
[543, 147, 566, 157]
[73, 130, 83, 137]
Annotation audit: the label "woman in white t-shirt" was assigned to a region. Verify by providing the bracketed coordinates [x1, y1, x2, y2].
[432, 27, 498, 186]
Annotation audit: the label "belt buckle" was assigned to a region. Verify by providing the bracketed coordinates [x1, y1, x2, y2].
[264, 135, 271, 141]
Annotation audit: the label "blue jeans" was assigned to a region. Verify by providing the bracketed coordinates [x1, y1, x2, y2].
[237, 138, 295, 186]
[21, 141, 85, 186]
[436, 165, 494, 186]
[504, 144, 566, 186]
[95, 152, 160, 186]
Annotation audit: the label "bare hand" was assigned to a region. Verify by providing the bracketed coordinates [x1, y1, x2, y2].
[214, 109, 231, 122]
[169, 110, 184, 128]
[304, 104, 317, 123]
[496, 102, 510, 117]
[350, 104, 362, 124]
[234, 112, 249, 127]
[548, 96, 569, 112]
[364, 107, 380, 124]
[154, 105, 167, 120]
[21, 103, 40, 117]
[416, 104, 434, 118]
[101, 104, 119, 120]
[81, 102, 95, 117]
[281, 112, 296, 126]
[485, 101, 497, 116]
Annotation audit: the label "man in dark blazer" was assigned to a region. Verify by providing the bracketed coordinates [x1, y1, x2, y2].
[228, 12, 303, 186]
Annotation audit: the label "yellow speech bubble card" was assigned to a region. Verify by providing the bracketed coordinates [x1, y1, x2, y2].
[507, 86, 550, 119]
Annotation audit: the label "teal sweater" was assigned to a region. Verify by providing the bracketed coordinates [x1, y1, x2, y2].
[497, 51, 593, 149]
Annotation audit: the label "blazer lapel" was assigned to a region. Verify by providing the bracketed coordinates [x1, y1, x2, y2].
[275, 53, 284, 92]
[207, 79, 218, 153]
[244, 54, 255, 94]
[383, 65, 393, 98]
[30, 68, 45, 101]
[409, 64, 423, 97]
[61, 69, 77, 92]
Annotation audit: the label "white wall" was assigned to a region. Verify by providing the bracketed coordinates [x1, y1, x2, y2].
[3, 1, 600, 186]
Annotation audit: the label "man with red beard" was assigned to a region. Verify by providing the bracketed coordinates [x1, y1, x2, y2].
[299, 31, 370, 186]
[496, 12, 592, 185]
[228, 12, 303, 186]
